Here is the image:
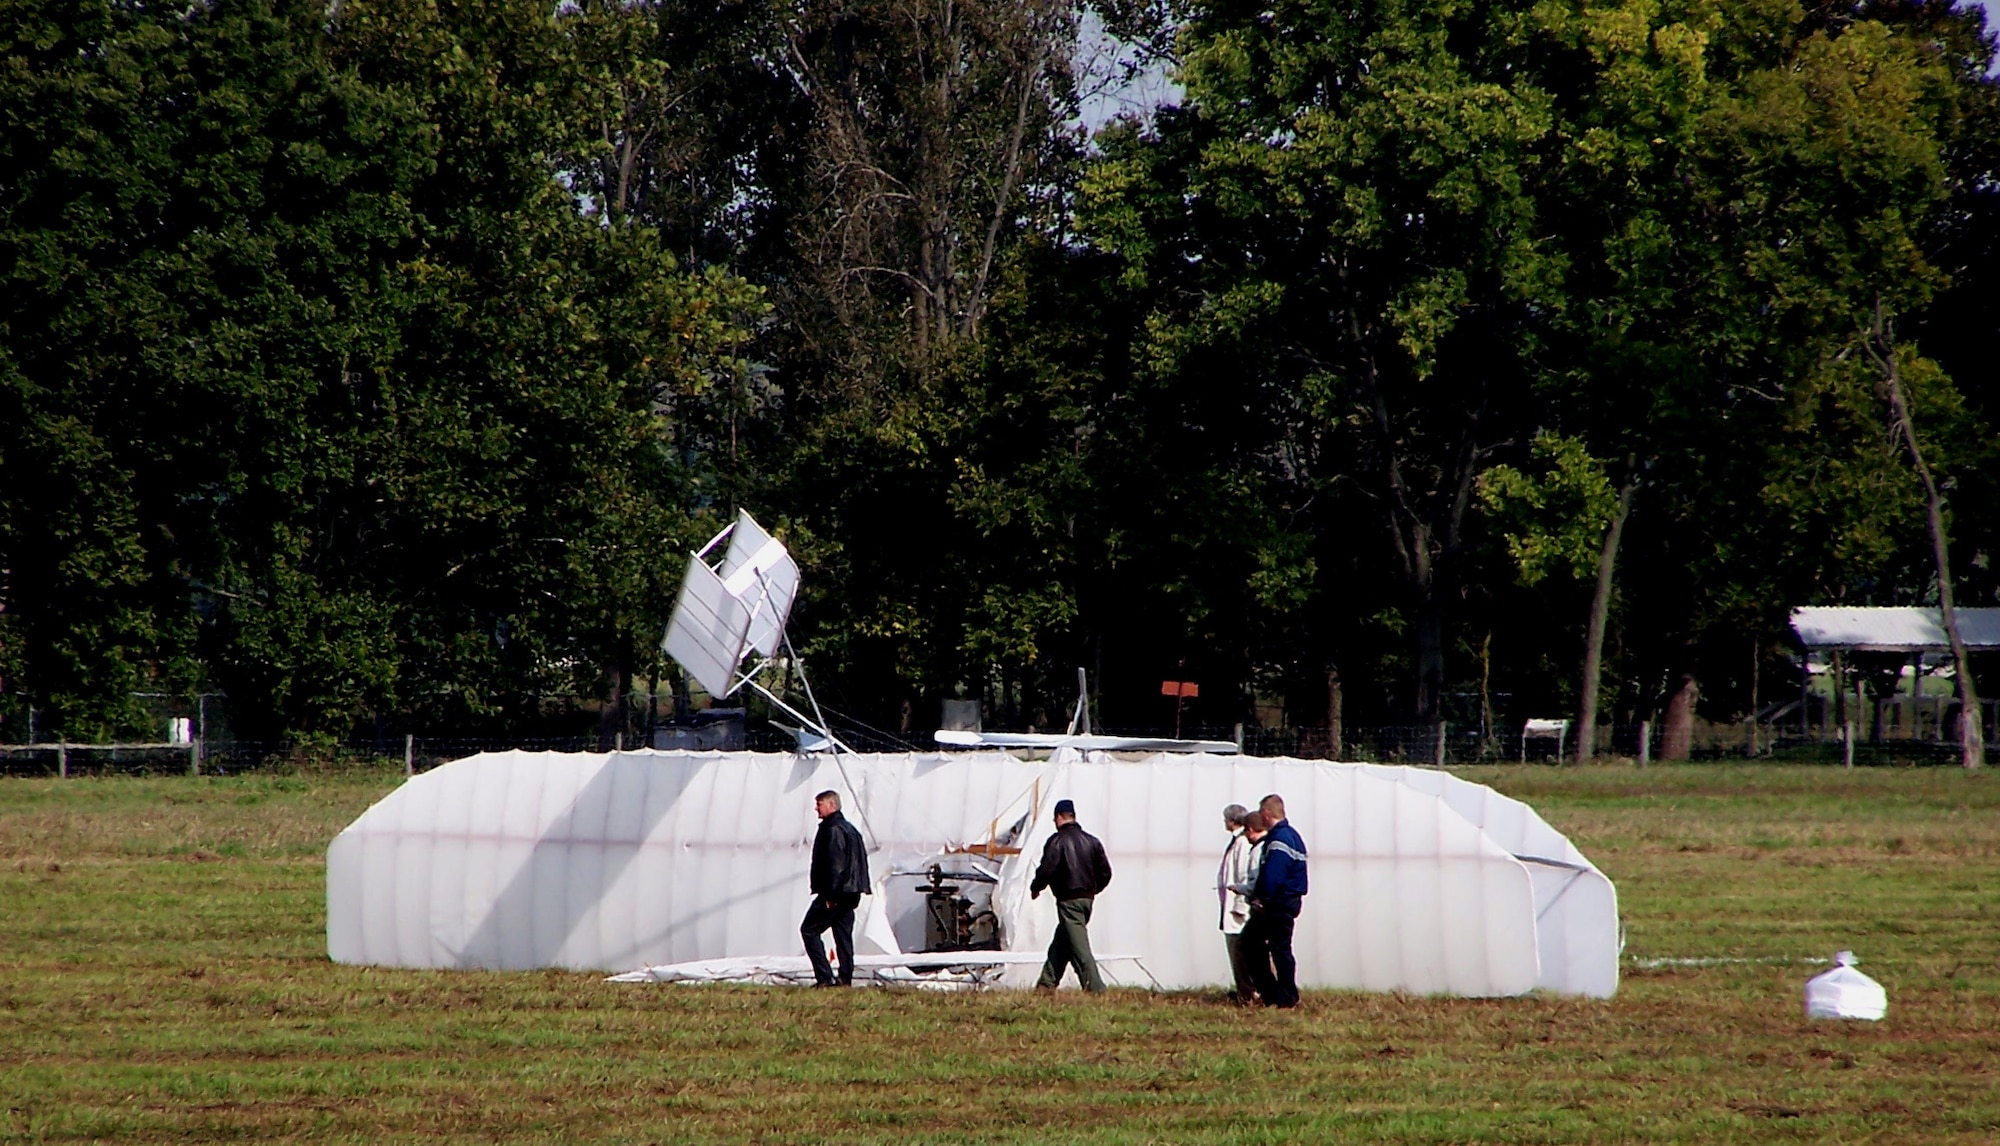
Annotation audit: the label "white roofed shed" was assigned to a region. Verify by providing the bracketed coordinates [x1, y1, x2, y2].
[1790, 606, 2000, 653]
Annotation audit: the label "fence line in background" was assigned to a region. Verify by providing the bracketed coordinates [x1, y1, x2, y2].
[0, 719, 1978, 778]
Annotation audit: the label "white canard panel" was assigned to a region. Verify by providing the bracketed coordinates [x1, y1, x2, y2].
[327, 750, 1045, 972]
[717, 511, 801, 660]
[995, 756, 1542, 997]
[1357, 765, 1621, 998]
[660, 560, 749, 699]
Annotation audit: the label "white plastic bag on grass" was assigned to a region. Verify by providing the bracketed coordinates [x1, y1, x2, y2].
[1804, 951, 1886, 1021]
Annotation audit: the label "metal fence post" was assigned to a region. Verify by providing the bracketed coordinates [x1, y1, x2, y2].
[404, 733, 415, 777]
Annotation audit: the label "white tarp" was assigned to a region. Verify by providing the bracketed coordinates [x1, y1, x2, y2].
[327, 750, 1618, 998]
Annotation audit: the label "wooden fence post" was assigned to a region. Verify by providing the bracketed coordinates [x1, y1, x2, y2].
[190, 737, 200, 777]
[404, 734, 415, 777]
[1844, 720, 1856, 768]
[1638, 721, 1651, 767]
[58, 739, 68, 780]
[1434, 722, 1447, 768]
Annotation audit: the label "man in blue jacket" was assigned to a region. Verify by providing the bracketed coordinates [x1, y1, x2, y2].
[1244, 792, 1308, 1007]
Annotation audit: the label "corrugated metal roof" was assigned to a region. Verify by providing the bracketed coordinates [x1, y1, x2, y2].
[1790, 606, 2000, 651]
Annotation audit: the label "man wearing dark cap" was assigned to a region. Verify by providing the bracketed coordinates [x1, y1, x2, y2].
[1029, 798, 1114, 992]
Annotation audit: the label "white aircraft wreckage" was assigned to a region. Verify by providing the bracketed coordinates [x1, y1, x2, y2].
[326, 514, 1619, 997]
[326, 747, 1620, 997]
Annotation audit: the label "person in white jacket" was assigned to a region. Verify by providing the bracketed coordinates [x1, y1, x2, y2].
[1217, 804, 1256, 1001]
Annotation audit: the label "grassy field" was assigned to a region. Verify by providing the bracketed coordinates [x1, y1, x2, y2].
[2, 764, 1996, 1143]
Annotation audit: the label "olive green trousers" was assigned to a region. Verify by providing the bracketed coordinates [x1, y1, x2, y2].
[1038, 895, 1105, 992]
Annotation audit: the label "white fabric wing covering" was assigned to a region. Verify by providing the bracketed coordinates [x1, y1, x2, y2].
[1351, 764, 1621, 998]
[327, 750, 1618, 998]
[658, 560, 747, 699]
[717, 511, 799, 659]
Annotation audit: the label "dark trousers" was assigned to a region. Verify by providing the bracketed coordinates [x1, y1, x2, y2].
[801, 893, 861, 985]
[1037, 896, 1105, 992]
[1243, 907, 1299, 1007]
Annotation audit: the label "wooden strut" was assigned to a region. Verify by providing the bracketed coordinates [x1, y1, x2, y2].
[940, 785, 1044, 858]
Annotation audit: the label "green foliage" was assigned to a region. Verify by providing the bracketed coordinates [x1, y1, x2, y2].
[1760, 348, 1980, 599]
[0, 0, 762, 738]
[1479, 434, 1621, 587]
[0, 0, 1994, 738]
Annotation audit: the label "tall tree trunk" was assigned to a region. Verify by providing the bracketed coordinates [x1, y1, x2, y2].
[1414, 594, 1445, 726]
[599, 664, 625, 751]
[1325, 664, 1343, 761]
[1660, 671, 1697, 761]
[1352, 336, 1483, 732]
[1575, 478, 1637, 764]
[1863, 302, 1983, 767]
[784, 0, 1056, 370]
[1480, 631, 1494, 746]
[964, 28, 1050, 338]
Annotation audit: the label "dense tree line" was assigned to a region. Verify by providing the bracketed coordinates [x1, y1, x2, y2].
[2, 0, 1994, 755]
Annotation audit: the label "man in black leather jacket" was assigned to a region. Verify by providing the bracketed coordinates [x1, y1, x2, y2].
[1029, 799, 1113, 992]
[802, 789, 870, 986]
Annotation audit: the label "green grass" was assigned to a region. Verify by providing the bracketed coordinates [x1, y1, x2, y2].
[2, 764, 1997, 1143]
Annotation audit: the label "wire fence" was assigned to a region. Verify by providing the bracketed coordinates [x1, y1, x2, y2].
[0, 716, 1978, 778]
